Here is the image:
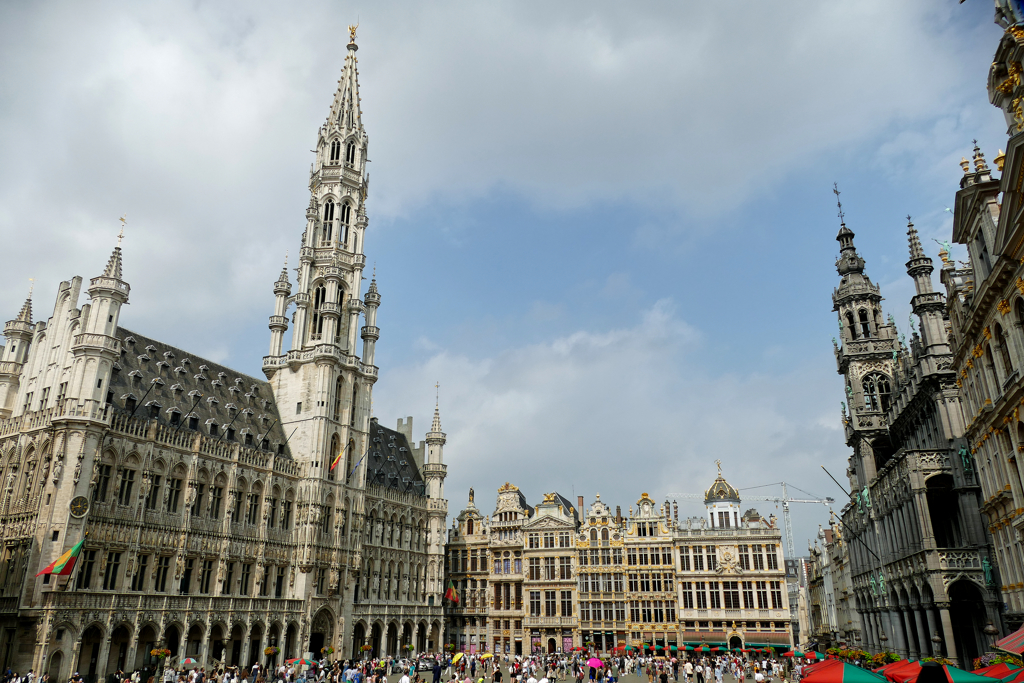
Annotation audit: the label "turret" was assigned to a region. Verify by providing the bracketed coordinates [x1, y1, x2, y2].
[704, 462, 741, 528]
[905, 218, 948, 354]
[361, 276, 380, 367]
[0, 292, 34, 417]
[268, 256, 292, 357]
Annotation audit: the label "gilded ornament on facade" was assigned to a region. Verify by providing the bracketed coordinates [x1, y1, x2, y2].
[998, 299, 1012, 315]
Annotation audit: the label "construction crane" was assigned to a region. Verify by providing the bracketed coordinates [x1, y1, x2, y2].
[664, 482, 834, 558]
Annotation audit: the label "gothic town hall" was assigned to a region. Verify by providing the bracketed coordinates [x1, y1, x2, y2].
[0, 31, 449, 679]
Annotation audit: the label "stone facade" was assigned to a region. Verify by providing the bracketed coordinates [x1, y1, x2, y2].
[944, 21, 1024, 639]
[444, 473, 792, 654]
[0, 31, 446, 681]
[831, 209, 997, 665]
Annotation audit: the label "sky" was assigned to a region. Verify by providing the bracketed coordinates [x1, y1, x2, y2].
[0, 1, 1011, 555]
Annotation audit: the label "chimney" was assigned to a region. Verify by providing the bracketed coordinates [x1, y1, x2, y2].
[577, 496, 584, 514]
[615, 505, 622, 524]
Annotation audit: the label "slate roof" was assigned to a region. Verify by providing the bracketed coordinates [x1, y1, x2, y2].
[364, 417, 426, 496]
[108, 327, 292, 457]
[550, 492, 579, 524]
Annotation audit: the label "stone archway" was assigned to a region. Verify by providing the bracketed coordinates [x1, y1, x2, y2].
[949, 579, 987, 666]
[386, 623, 399, 658]
[352, 623, 366, 660]
[78, 625, 104, 683]
[135, 625, 158, 671]
[107, 625, 132, 676]
[370, 623, 382, 657]
[47, 651, 63, 682]
[729, 636, 743, 650]
[309, 609, 333, 657]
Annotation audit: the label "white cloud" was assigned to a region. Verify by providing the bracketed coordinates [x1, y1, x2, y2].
[373, 299, 844, 552]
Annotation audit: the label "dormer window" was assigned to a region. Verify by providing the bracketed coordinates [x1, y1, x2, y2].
[245, 433, 254, 446]
[124, 396, 137, 414]
[226, 427, 236, 441]
[168, 409, 181, 426]
[188, 415, 199, 431]
[163, 351, 175, 359]
[145, 345, 157, 353]
[207, 419, 219, 436]
[146, 401, 161, 419]
[181, 358, 191, 366]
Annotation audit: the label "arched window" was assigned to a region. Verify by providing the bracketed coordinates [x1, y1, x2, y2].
[349, 384, 358, 428]
[846, 312, 857, 340]
[310, 285, 327, 338]
[467, 519, 474, 535]
[589, 529, 597, 541]
[996, 324, 1015, 379]
[327, 434, 340, 480]
[333, 377, 344, 421]
[346, 439, 355, 483]
[862, 373, 892, 412]
[340, 203, 352, 244]
[345, 141, 355, 164]
[329, 139, 341, 162]
[858, 309, 871, 338]
[322, 201, 335, 243]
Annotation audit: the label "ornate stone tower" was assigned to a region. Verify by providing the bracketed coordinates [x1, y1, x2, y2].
[263, 26, 373, 486]
[423, 401, 448, 603]
[831, 204, 898, 489]
[261, 24, 376, 613]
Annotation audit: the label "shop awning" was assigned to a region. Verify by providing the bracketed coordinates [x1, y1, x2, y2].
[996, 625, 1024, 655]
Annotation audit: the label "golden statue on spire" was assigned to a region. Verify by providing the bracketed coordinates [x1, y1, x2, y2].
[348, 23, 358, 43]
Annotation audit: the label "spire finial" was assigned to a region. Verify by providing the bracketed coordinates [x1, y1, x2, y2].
[16, 279, 33, 323]
[833, 182, 845, 226]
[973, 140, 990, 173]
[118, 213, 126, 248]
[715, 459, 722, 476]
[907, 215, 926, 259]
[348, 23, 359, 43]
[430, 382, 443, 434]
[284, 250, 288, 269]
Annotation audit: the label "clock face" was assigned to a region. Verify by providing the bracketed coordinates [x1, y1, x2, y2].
[69, 496, 89, 518]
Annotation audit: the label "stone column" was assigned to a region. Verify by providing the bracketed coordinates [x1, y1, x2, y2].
[124, 635, 138, 678]
[925, 608, 940, 657]
[912, 609, 928, 658]
[901, 609, 918, 660]
[937, 603, 959, 666]
[198, 636, 210, 670]
[95, 637, 112, 683]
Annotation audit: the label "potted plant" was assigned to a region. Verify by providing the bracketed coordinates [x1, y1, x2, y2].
[265, 646, 280, 656]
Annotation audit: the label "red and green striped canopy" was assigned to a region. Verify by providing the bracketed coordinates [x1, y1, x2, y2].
[801, 662, 888, 683]
[974, 664, 1021, 679]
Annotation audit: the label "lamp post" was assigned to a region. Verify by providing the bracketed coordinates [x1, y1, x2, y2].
[879, 630, 888, 653]
[984, 622, 999, 647]
[931, 631, 942, 658]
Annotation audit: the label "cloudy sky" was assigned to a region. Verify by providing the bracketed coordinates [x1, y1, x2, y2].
[0, 1, 1009, 552]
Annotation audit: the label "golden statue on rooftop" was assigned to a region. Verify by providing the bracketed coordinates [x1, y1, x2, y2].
[348, 24, 358, 43]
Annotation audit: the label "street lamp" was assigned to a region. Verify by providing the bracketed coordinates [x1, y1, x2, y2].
[879, 631, 888, 648]
[984, 622, 999, 646]
[931, 631, 942, 657]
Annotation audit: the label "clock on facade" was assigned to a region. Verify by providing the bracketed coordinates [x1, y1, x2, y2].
[69, 496, 89, 518]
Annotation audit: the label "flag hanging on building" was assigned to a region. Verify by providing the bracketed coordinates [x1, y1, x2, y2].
[444, 579, 459, 604]
[330, 448, 344, 472]
[36, 537, 86, 576]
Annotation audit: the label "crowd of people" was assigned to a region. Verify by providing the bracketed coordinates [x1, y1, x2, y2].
[39, 648, 800, 683]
